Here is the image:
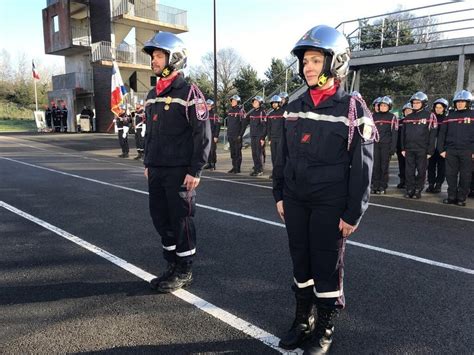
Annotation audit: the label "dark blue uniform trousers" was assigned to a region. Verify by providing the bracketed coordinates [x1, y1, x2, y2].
[148, 166, 196, 262]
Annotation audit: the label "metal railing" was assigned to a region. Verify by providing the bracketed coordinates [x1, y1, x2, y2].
[91, 41, 150, 66]
[112, 0, 187, 28]
[52, 72, 93, 92]
[71, 21, 91, 47]
[336, 2, 474, 51]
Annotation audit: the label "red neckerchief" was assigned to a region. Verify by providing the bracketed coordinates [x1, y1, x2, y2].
[309, 84, 338, 107]
[155, 72, 179, 96]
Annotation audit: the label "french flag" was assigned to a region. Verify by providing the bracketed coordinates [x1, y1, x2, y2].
[111, 61, 127, 116]
[32, 60, 40, 80]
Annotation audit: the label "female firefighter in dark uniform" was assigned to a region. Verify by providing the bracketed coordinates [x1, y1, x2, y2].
[273, 25, 375, 354]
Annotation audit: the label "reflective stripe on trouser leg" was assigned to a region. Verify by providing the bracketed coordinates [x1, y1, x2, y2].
[169, 185, 197, 259]
[307, 198, 347, 309]
[283, 194, 313, 288]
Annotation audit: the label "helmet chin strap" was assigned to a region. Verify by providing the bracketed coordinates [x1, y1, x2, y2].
[308, 55, 332, 89]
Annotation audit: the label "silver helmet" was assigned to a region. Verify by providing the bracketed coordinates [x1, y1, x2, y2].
[230, 94, 241, 102]
[453, 90, 472, 104]
[206, 99, 214, 106]
[433, 98, 448, 108]
[270, 95, 283, 104]
[252, 95, 264, 105]
[379, 96, 393, 109]
[143, 32, 187, 74]
[351, 91, 362, 98]
[409, 92, 428, 106]
[279, 92, 289, 99]
[402, 102, 412, 111]
[291, 25, 350, 86]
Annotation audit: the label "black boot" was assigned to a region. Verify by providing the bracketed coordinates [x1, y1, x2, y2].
[433, 183, 442, 193]
[133, 153, 142, 160]
[150, 262, 176, 290]
[304, 308, 338, 355]
[425, 185, 435, 193]
[397, 182, 406, 189]
[279, 290, 315, 350]
[413, 190, 422, 199]
[404, 190, 414, 198]
[227, 168, 236, 173]
[156, 260, 193, 293]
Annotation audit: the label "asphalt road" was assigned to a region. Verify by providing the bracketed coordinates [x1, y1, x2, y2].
[1, 133, 473, 354]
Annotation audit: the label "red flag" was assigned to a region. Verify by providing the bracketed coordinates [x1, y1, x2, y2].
[32, 60, 40, 80]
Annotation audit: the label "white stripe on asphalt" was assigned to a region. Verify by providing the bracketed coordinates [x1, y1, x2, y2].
[0, 200, 298, 355]
[3, 137, 472, 224]
[1, 156, 473, 276]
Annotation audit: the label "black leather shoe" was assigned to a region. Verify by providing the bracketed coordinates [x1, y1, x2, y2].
[456, 200, 466, 207]
[303, 308, 338, 355]
[397, 182, 406, 189]
[433, 184, 442, 193]
[227, 168, 236, 173]
[425, 185, 435, 193]
[404, 190, 414, 198]
[150, 262, 176, 290]
[279, 291, 315, 350]
[412, 190, 422, 199]
[157, 262, 193, 293]
[442, 198, 456, 205]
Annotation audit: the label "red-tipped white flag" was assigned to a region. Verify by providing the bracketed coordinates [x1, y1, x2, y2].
[32, 60, 40, 80]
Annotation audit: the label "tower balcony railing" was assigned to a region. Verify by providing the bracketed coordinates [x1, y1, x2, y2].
[91, 41, 150, 66]
[112, 0, 187, 28]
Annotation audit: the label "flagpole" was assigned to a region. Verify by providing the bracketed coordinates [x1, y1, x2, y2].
[34, 77, 38, 111]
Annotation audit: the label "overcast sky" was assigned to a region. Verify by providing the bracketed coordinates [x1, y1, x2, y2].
[0, 0, 471, 78]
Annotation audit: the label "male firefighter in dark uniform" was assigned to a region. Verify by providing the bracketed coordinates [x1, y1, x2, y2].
[397, 102, 412, 189]
[242, 95, 267, 176]
[371, 96, 398, 194]
[426, 98, 449, 193]
[60, 103, 68, 132]
[400, 92, 437, 199]
[116, 104, 131, 158]
[52, 102, 61, 132]
[438, 90, 474, 206]
[273, 25, 375, 354]
[205, 99, 221, 170]
[45, 103, 53, 131]
[226, 94, 246, 173]
[267, 94, 285, 178]
[142, 32, 211, 293]
[133, 100, 146, 160]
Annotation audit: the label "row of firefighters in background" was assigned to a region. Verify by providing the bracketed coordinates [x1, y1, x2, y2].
[113, 89, 474, 205]
[43, 102, 95, 133]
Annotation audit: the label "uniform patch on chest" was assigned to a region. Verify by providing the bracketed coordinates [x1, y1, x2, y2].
[152, 114, 158, 121]
[301, 133, 312, 144]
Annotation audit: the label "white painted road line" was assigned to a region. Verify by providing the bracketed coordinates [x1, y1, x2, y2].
[2, 137, 473, 223]
[0, 201, 299, 355]
[1, 156, 473, 276]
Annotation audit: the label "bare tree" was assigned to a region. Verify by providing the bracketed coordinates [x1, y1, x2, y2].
[0, 49, 13, 82]
[193, 47, 245, 114]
